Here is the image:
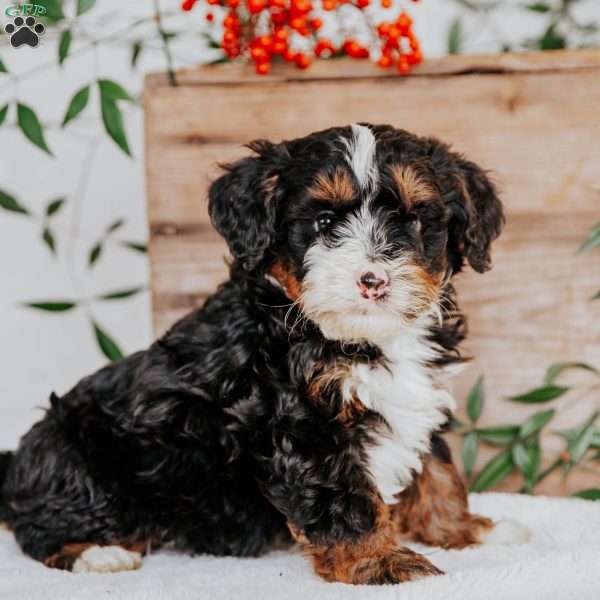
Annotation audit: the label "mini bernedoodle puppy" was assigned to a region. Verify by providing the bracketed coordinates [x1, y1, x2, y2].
[0, 124, 529, 583]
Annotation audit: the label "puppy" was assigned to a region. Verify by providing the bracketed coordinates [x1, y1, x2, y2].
[0, 124, 527, 583]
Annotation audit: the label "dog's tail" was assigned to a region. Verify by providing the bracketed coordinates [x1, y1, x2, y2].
[0, 451, 14, 522]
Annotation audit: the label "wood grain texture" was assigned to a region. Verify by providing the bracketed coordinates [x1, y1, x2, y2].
[145, 50, 600, 495]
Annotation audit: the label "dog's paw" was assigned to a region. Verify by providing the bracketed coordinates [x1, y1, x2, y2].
[479, 519, 531, 546]
[350, 548, 444, 585]
[72, 545, 142, 574]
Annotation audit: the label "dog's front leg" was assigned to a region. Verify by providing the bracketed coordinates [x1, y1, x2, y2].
[293, 501, 443, 585]
[262, 425, 442, 584]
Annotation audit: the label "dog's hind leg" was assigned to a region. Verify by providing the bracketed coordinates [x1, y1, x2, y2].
[392, 435, 530, 549]
[4, 416, 147, 572]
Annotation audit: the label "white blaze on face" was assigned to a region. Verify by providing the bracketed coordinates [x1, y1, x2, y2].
[340, 124, 379, 193]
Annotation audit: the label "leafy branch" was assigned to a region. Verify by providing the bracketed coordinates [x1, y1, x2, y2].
[456, 363, 600, 498]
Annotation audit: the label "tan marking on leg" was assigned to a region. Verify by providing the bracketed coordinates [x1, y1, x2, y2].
[392, 449, 493, 549]
[298, 502, 443, 584]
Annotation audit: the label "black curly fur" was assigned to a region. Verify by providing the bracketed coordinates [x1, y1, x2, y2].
[1, 124, 503, 570]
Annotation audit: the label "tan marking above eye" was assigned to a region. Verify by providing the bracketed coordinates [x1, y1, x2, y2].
[309, 167, 356, 204]
[390, 165, 436, 208]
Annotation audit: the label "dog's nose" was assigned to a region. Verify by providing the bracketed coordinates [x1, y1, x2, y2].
[357, 268, 390, 300]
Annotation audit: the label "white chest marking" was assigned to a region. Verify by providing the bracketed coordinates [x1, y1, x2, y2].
[342, 318, 456, 504]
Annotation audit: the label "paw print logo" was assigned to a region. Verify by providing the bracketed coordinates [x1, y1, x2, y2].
[4, 16, 45, 48]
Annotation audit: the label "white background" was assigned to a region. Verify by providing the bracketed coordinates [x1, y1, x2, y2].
[0, 0, 598, 450]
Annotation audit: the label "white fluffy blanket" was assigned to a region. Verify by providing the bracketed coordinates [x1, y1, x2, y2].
[1, 493, 598, 600]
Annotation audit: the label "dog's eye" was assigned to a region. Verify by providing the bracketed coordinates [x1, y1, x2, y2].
[314, 212, 336, 234]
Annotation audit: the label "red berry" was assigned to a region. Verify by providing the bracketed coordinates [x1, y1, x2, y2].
[247, 0, 266, 12]
[289, 16, 306, 30]
[271, 10, 287, 25]
[274, 28, 288, 41]
[397, 56, 410, 74]
[310, 17, 322, 29]
[377, 54, 393, 68]
[292, 0, 311, 12]
[250, 46, 269, 61]
[295, 52, 311, 69]
[314, 39, 335, 57]
[223, 30, 238, 44]
[181, 0, 197, 11]
[356, 0, 369, 7]
[256, 61, 272, 75]
[283, 48, 297, 62]
[272, 40, 287, 54]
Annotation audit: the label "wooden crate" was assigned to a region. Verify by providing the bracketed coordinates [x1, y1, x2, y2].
[145, 50, 600, 494]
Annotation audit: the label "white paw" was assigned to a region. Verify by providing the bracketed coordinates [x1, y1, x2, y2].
[72, 545, 142, 574]
[480, 519, 531, 546]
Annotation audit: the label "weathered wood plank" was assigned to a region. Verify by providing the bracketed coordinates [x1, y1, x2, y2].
[145, 49, 600, 88]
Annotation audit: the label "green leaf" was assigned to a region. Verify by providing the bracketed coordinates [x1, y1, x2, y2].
[62, 85, 90, 127]
[0, 104, 9, 127]
[131, 41, 143, 68]
[519, 409, 555, 439]
[0, 189, 29, 215]
[462, 431, 479, 477]
[538, 24, 566, 51]
[573, 488, 600, 501]
[475, 425, 520, 446]
[525, 2, 550, 12]
[89, 242, 103, 267]
[544, 362, 598, 385]
[77, 0, 96, 15]
[577, 223, 600, 254]
[593, 290, 600, 301]
[93, 321, 123, 362]
[122, 241, 147, 253]
[106, 219, 124, 234]
[42, 227, 56, 254]
[58, 29, 72, 65]
[100, 96, 131, 156]
[0, 59, 7, 74]
[470, 449, 514, 492]
[567, 412, 599, 469]
[17, 103, 52, 156]
[36, 0, 65, 22]
[557, 428, 600, 450]
[46, 197, 65, 217]
[466, 376, 484, 423]
[96, 287, 144, 301]
[25, 301, 77, 312]
[98, 79, 136, 103]
[448, 18, 463, 55]
[509, 385, 569, 404]
[512, 442, 540, 485]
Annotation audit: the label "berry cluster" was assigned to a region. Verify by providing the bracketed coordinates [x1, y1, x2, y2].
[181, 0, 422, 75]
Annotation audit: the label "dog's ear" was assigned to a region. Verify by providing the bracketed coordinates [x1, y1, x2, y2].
[430, 142, 504, 273]
[209, 140, 287, 271]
